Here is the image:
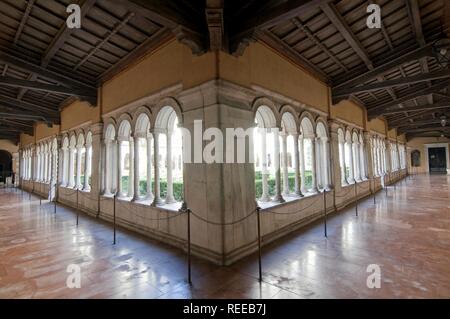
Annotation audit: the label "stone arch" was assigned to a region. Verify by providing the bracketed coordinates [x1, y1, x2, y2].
[134, 112, 152, 137]
[316, 121, 328, 138]
[252, 97, 281, 127]
[300, 116, 314, 137]
[153, 97, 183, 128]
[155, 105, 181, 133]
[281, 109, 298, 135]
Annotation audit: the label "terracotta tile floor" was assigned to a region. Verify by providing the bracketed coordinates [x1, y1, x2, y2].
[0, 174, 449, 299]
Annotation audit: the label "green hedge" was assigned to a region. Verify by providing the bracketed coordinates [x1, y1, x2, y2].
[121, 176, 184, 201]
[254, 170, 312, 199]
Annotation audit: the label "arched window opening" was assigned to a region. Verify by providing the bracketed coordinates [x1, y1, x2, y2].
[104, 124, 117, 196]
[344, 130, 354, 183]
[84, 132, 92, 191]
[68, 135, 77, 188]
[338, 128, 346, 185]
[76, 134, 85, 189]
[316, 122, 330, 190]
[352, 132, 360, 181]
[358, 133, 366, 180]
[253, 105, 282, 202]
[280, 112, 300, 197]
[61, 137, 69, 187]
[154, 106, 184, 205]
[118, 120, 132, 198]
[300, 117, 318, 193]
[134, 113, 153, 201]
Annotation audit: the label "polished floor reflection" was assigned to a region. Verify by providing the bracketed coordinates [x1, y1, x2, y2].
[1, 174, 449, 298]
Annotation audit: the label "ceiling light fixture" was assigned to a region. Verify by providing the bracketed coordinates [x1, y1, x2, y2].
[432, 39, 450, 68]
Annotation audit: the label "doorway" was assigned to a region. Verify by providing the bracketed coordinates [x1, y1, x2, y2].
[428, 147, 447, 174]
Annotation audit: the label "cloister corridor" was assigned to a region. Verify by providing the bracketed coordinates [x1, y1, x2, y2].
[0, 174, 448, 299]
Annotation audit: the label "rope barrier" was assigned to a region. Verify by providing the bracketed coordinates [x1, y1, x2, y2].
[335, 186, 354, 198]
[263, 196, 322, 215]
[189, 208, 257, 226]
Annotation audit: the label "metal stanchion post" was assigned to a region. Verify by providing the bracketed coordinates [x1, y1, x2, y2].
[385, 175, 388, 196]
[187, 208, 192, 285]
[113, 193, 116, 245]
[354, 182, 358, 216]
[256, 206, 262, 282]
[372, 176, 376, 205]
[76, 188, 79, 226]
[323, 190, 327, 237]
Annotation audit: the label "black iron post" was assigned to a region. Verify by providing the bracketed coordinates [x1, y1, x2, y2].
[256, 206, 262, 282]
[323, 190, 327, 237]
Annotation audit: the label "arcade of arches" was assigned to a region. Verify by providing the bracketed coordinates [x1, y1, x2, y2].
[9, 40, 447, 270]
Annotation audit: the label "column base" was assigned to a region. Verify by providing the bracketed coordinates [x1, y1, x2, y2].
[259, 194, 271, 202]
[294, 190, 304, 197]
[272, 194, 285, 203]
[165, 195, 176, 204]
[151, 196, 165, 206]
[309, 187, 319, 194]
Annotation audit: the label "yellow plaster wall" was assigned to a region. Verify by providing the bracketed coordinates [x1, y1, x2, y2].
[20, 133, 34, 147]
[407, 137, 450, 173]
[35, 123, 60, 141]
[102, 40, 216, 114]
[388, 128, 398, 140]
[219, 42, 329, 113]
[0, 139, 19, 154]
[330, 100, 365, 127]
[60, 100, 100, 131]
[368, 118, 387, 135]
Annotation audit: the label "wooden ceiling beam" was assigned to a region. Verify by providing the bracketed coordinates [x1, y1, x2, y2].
[13, 0, 35, 45]
[380, 101, 450, 117]
[368, 81, 450, 118]
[42, 0, 97, 68]
[333, 70, 450, 98]
[0, 94, 58, 117]
[0, 76, 96, 101]
[333, 44, 434, 89]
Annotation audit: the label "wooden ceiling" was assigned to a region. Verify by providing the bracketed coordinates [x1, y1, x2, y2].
[0, 0, 449, 144]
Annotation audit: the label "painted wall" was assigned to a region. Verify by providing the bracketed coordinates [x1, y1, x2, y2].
[20, 133, 34, 147]
[35, 123, 60, 140]
[60, 100, 100, 131]
[368, 118, 387, 135]
[101, 40, 216, 114]
[388, 128, 398, 140]
[0, 139, 19, 154]
[219, 42, 329, 113]
[407, 137, 450, 173]
[331, 100, 365, 127]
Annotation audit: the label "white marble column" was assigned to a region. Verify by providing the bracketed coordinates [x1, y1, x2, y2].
[353, 142, 360, 181]
[76, 147, 83, 189]
[68, 148, 75, 188]
[128, 138, 134, 198]
[281, 133, 289, 195]
[347, 141, 354, 183]
[299, 136, 307, 194]
[272, 128, 284, 203]
[133, 137, 141, 201]
[83, 145, 91, 191]
[152, 131, 163, 206]
[293, 134, 302, 197]
[310, 136, 318, 193]
[146, 135, 153, 200]
[166, 131, 175, 204]
[359, 143, 365, 179]
[323, 138, 331, 189]
[260, 128, 270, 202]
[104, 141, 112, 195]
[117, 140, 124, 196]
[340, 142, 347, 184]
